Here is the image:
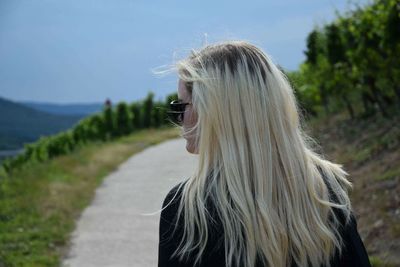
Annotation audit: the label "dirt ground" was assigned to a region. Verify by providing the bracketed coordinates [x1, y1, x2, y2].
[307, 112, 400, 266]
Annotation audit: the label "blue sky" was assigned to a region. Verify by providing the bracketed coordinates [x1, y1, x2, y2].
[0, 0, 370, 104]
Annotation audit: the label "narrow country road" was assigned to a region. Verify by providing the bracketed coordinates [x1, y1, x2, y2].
[62, 138, 197, 267]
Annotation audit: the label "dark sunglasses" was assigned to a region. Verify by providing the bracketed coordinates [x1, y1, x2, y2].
[166, 100, 192, 125]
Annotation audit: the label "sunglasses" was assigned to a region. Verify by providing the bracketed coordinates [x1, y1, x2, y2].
[166, 100, 192, 125]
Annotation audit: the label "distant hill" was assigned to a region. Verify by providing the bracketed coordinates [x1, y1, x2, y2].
[21, 101, 104, 116]
[0, 97, 86, 150]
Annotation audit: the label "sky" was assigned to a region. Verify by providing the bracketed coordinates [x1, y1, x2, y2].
[0, 0, 371, 104]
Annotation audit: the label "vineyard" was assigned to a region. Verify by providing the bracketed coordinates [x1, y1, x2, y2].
[1, 92, 178, 175]
[288, 0, 399, 121]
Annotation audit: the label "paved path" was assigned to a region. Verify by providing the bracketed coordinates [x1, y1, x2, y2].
[62, 138, 197, 267]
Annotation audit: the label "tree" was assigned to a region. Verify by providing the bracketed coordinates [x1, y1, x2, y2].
[129, 102, 142, 129]
[103, 104, 115, 139]
[142, 92, 154, 128]
[115, 102, 132, 136]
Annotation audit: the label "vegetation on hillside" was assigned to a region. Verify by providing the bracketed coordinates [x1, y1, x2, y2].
[0, 87, 180, 266]
[308, 112, 399, 267]
[1, 91, 178, 174]
[287, 0, 400, 265]
[288, 0, 399, 120]
[0, 127, 179, 267]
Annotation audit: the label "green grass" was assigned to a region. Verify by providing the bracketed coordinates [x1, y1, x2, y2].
[0, 127, 180, 267]
[370, 256, 385, 267]
[370, 256, 398, 267]
[376, 167, 400, 181]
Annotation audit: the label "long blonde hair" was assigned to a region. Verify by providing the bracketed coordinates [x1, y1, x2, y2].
[170, 40, 352, 267]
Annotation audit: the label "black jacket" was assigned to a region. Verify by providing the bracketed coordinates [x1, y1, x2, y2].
[158, 181, 371, 267]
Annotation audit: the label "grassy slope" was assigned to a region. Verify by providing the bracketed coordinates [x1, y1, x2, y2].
[307, 112, 400, 267]
[0, 127, 180, 267]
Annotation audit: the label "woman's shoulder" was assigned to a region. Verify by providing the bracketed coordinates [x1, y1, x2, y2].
[160, 180, 188, 225]
[328, 212, 372, 267]
[162, 180, 188, 208]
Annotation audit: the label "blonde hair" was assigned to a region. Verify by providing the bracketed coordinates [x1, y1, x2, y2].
[170, 40, 352, 267]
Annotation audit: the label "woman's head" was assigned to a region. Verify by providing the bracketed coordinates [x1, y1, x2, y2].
[176, 41, 300, 161]
[170, 41, 352, 267]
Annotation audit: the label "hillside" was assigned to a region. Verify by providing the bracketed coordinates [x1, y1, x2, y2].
[0, 97, 85, 150]
[21, 101, 103, 116]
[307, 112, 400, 266]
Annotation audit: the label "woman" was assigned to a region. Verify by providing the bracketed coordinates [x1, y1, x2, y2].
[158, 41, 371, 267]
